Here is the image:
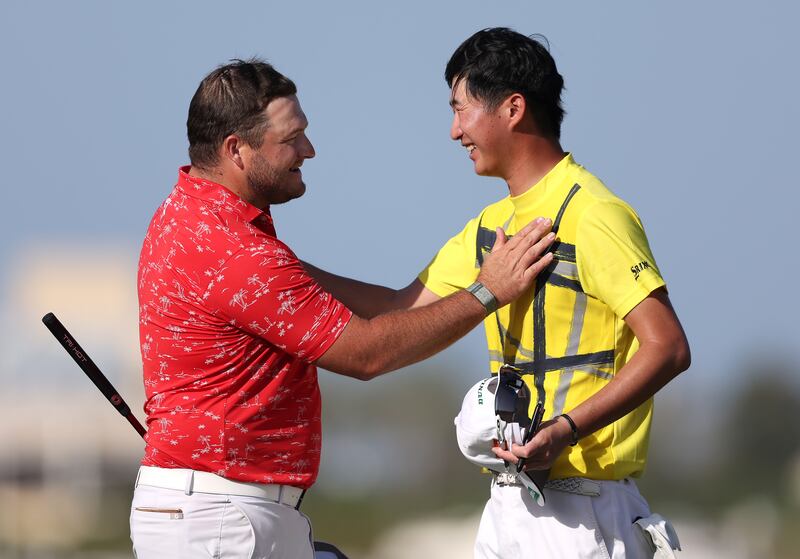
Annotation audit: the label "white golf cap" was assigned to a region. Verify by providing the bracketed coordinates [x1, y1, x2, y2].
[454, 377, 505, 472]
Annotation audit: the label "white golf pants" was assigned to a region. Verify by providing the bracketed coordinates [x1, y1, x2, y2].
[130, 483, 315, 559]
[475, 478, 666, 558]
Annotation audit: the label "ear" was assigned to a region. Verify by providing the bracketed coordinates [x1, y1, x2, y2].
[506, 93, 527, 129]
[221, 134, 246, 170]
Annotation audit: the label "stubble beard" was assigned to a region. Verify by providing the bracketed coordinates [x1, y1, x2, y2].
[246, 152, 305, 206]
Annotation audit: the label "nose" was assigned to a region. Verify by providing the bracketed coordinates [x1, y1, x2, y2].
[450, 113, 462, 142]
[301, 134, 315, 159]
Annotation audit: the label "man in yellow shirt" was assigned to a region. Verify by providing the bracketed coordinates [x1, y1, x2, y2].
[424, 28, 691, 557]
[306, 27, 690, 558]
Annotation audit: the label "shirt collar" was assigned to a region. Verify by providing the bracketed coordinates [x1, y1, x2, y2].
[175, 165, 269, 225]
[509, 153, 576, 215]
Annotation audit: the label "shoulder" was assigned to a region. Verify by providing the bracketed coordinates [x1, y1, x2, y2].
[564, 164, 642, 227]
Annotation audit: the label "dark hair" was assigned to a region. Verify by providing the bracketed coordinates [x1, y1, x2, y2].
[187, 58, 297, 169]
[445, 28, 565, 139]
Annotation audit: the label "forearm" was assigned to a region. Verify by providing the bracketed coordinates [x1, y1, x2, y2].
[317, 218, 556, 380]
[318, 288, 487, 379]
[567, 291, 691, 439]
[301, 261, 402, 318]
[493, 335, 690, 469]
[565, 338, 690, 440]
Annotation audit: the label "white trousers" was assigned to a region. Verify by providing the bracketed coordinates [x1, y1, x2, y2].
[130, 484, 315, 559]
[475, 478, 656, 559]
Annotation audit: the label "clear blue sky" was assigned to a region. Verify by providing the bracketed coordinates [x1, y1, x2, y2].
[2, 0, 798, 395]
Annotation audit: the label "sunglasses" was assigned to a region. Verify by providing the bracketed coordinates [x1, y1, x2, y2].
[494, 364, 545, 473]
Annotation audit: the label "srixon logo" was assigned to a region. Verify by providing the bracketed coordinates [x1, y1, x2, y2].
[477, 379, 489, 405]
[630, 261, 651, 281]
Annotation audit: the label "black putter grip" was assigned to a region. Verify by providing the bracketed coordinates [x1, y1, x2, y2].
[42, 312, 146, 438]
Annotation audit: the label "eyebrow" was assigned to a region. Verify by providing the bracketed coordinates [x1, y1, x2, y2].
[282, 122, 307, 138]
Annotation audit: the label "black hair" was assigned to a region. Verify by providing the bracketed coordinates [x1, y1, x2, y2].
[445, 28, 565, 139]
[187, 58, 297, 169]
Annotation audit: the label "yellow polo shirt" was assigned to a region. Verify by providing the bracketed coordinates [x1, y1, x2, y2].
[419, 154, 665, 480]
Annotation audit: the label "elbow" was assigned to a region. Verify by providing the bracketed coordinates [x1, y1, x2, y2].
[645, 335, 691, 381]
[353, 370, 378, 382]
[344, 366, 377, 382]
[676, 340, 692, 373]
[670, 336, 692, 376]
[342, 355, 393, 382]
[355, 358, 394, 381]
[324, 365, 379, 382]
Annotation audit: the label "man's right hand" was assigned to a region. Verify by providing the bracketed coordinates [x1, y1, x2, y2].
[477, 218, 555, 307]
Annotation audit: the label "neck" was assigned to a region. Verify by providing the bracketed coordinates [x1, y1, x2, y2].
[188, 165, 267, 209]
[188, 165, 224, 184]
[503, 136, 566, 197]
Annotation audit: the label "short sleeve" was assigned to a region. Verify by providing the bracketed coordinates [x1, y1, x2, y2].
[418, 216, 482, 297]
[204, 240, 352, 362]
[576, 201, 665, 318]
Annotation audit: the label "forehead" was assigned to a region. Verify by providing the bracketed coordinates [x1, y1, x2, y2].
[449, 78, 467, 102]
[449, 78, 477, 108]
[264, 95, 308, 132]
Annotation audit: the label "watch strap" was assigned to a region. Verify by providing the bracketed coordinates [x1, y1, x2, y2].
[466, 281, 498, 314]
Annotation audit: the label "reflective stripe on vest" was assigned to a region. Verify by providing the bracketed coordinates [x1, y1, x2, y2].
[476, 183, 615, 416]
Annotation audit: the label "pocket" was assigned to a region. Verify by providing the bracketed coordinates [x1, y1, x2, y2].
[219, 501, 256, 559]
[131, 505, 183, 559]
[633, 514, 681, 558]
[134, 507, 185, 519]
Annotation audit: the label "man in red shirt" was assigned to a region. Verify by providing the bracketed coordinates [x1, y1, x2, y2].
[130, 59, 555, 558]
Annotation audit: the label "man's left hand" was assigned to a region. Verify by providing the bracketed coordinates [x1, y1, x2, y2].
[491, 416, 573, 470]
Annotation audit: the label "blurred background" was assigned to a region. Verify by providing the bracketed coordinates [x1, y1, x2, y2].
[1, 1, 799, 557]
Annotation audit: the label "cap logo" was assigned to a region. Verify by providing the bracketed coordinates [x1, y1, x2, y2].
[476, 378, 490, 405]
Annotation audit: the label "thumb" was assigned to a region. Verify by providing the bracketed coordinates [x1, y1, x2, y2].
[492, 227, 507, 251]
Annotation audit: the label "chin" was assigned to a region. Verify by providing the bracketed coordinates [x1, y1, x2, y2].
[473, 160, 489, 176]
[272, 182, 306, 205]
[474, 162, 501, 178]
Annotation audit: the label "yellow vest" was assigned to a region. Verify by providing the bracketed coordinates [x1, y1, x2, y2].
[419, 154, 665, 480]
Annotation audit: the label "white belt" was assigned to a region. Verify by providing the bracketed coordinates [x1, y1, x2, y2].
[545, 476, 601, 497]
[136, 466, 305, 508]
[494, 472, 601, 497]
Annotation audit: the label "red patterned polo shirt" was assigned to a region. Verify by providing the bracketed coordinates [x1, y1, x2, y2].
[137, 167, 352, 488]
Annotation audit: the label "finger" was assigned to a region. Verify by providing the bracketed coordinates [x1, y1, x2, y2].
[523, 251, 554, 282]
[491, 227, 507, 252]
[516, 233, 556, 273]
[510, 442, 534, 459]
[491, 446, 520, 464]
[514, 217, 550, 239]
[522, 232, 556, 263]
[506, 218, 551, 252]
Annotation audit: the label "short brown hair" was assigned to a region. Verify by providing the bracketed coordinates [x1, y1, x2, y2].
[187, 59, 297, 169]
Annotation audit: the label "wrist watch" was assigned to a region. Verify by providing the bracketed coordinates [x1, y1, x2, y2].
[466, 281, 498, 314]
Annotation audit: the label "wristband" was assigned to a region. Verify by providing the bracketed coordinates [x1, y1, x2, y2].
[559, 413, 579, 446]
[466, 281, 498, 314]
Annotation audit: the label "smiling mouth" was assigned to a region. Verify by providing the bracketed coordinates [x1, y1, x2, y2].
[466, 145, 476, 155]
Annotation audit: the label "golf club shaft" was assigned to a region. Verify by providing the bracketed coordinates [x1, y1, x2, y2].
[42, 312, 146, 439]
